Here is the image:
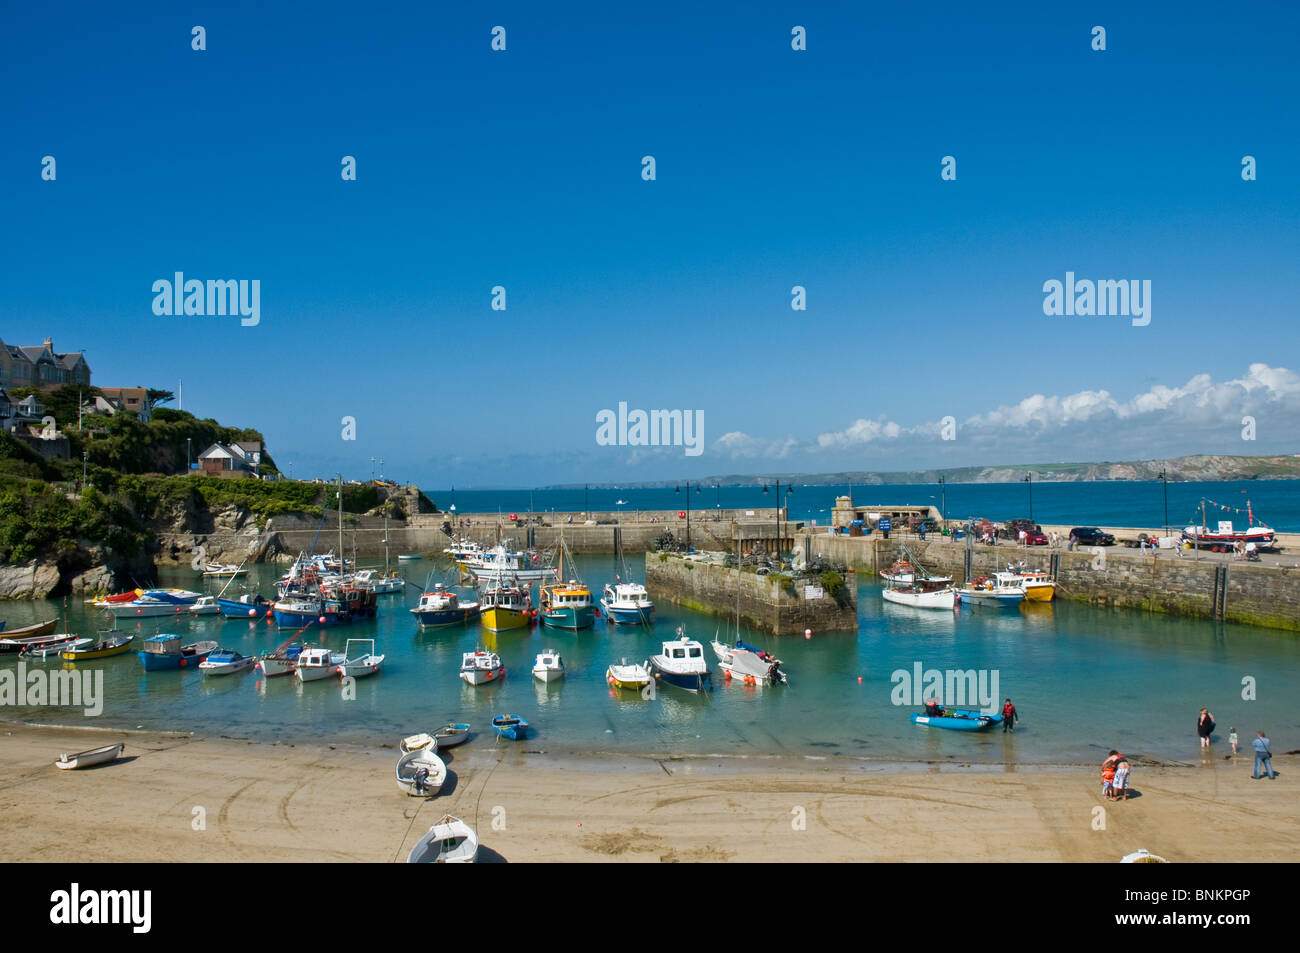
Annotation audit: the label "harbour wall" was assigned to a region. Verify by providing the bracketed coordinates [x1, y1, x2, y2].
[643, 552, 858, 637]
[802, 533, 1300, 633]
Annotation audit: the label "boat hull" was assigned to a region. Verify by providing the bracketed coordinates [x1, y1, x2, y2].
[882, 587, 956, 610]
[540, 605, 593, 629]
[256, 657, 297, 678]
[137, 647, 214, 670]
[910, 710, 1002, 732]
[957, 590, 1025, 608]
[412, 606, 479, 627]
[491, 718, 529, 740]
[648, 663, 711, 693]
[55, 742, 124, 770]
[1021, 582, 1055, 602]
[217, 597, 272, 619]
[601, 603, 654, 625]
[459, 667, 503, 686]
[481, 606, 529, 631]
[533, 666, 565, 682]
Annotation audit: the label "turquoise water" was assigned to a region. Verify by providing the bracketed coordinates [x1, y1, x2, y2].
[440, 479, 1300, 532]
[2, 556, 1297, 764]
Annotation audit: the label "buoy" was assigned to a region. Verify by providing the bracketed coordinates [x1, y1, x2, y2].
[858, 676, 863, 683]
[804, 628, 811, 637]
[319, 616, 327, 624]
[248, 608, 257, 617]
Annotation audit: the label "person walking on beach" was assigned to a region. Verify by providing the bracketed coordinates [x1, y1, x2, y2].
[1251, 731, 1276, 780]
[1002, 698, 1019, 733]
[1197, 708, 1215, 748]
[1229, 727, 1239, 758]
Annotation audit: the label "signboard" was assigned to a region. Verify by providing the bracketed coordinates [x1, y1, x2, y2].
[1217, 521, 1234, 534]
[804, 585, 824, 600]
[878, 518, 892, 532]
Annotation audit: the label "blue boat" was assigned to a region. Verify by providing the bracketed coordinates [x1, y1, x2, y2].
[137, 634, 218, 671]
[217, 594, 273, 619]
[491, 714, 530, 740]
[910, 709, 1003, 732]
[410, 585, 480, 628]
[646, 630, 711, 693]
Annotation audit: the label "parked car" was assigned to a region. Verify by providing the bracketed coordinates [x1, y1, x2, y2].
[1069, 527, 1115, 546]
[1001, 518, 1048, 545]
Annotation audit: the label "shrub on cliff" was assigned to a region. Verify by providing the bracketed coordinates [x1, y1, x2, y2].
[0, 482, 149, 565]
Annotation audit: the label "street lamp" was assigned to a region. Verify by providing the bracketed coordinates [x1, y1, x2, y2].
[938, 474, 947, 533]
[763, 481, 793, 560]
[1157, 469, 1169, 537]
[370, 456, 375, 482]
[1023, 472, 1033, 522]
[675, 482, 701, 550]
[186, 437, 191, 473]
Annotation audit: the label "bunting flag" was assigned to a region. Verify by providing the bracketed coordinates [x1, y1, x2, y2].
[1188, 498, 1258, 525]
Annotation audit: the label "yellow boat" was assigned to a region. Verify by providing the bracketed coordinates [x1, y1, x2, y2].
[480, 586, 531, 632]
[62, 631, 134, 661]
[606, 660, 652, 691]
[1011, 569, 1055, 602]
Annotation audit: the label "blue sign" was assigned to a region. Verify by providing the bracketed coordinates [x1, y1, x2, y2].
[878, 518, 892, 531]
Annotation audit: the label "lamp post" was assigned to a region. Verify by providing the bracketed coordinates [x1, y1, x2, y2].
[938, 474, 947, 533]
[186, 437, 191, 473]
[675, 482, 700, 550]
[370, 457, 375, 482]
[763, 481, 793, 560]
[1157, 469, 1169, 537]
[1023, 472, 1033, 523]
[584, 484, 589, 521]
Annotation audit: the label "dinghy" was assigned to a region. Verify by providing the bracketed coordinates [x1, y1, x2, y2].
[910, 708, 1003, 732]
[400, 732, 438, 754]
[338, 638, 385, 678]
[21, 636, 91, 659]
[532, 649, 565, 683]
[434, 723, 472, 748]
[62, 631, 133, 661]
[407, 815, 478, 863]
[0, 619, 60, 653]
[395, 748, 447, 796]
[491, 714, 529, 740]
[606, 659, 652, 691]
[199, 649, 256, 676]
[882, 580, 957, 610]
[54, 742, 124, 770]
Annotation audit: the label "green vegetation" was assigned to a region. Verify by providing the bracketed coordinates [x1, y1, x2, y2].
[0, 482, 149, 565]
[820, 570, 846, 600]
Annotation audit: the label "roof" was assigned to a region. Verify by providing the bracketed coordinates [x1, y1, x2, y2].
[234, 441, 262, 452]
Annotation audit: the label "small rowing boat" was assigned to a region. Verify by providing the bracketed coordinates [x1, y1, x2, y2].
[407, 815, 478, 863]
[21, 636, 91, 659]
[395, 748, 448, 797]
[0, 619, 60, 652]
[910, 709, 1003, 732]
[62, 631, 134, 661]
[606, 659, 652, 691]
[434, 723, 472, 748]
[491, 714, 529, 740]
[54, 742, 124, 770]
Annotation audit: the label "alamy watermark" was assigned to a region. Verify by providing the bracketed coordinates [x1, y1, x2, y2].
[1042, 272, 1150, 327]
[596, 402, 703, 457]
[0, 662, 103, 716]
[890, 661, 999, 713]
[152, 273, 260, 326]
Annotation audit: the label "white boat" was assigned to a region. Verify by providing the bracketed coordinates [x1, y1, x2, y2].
[646, 628, 711, 693]
[407, 815, 478, 863]
[203, 563, 248, 577]
[198, 649, 256, 676]
[189, 596, 221, 616]
[54, 742, 124, 770]
[353, 569, 405, 594]
[443, 538, 484, 565]
[338, 638, 385, 678]
[600, 581, 655, 625]
[400, 732, 438, 754]
[532, 649, 565, 683]
[395, 749, 448, 797]
[459, 650, 503, 686]
[956, 573, 1026, 608]
[711, 638, 787, 685]
[462, 542, 557, 583]
[434, 723, 472, 748]
[606, 659, 652, 691]
[294, 646, 343, 682]
[20, 636, 90, 659]
[882, 579, 957, 610]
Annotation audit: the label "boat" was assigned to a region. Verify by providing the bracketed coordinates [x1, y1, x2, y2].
[459, 650, 504, 686]
[1182, 498, 1275, 552]
[352, 569, 405, 594]
[443, 538, 484, 566]
[400, 732, 438, 753]
[532, 649, 565, 683]
[21, 636, 92, 659]
[910, 708, 1003, 732]
[606, 659, 652, 691]
[109, 594, 192, 619]
[54, 742, 125, 770]
[539, 536, 594, 629]
[646, 628, 711, 693]
[294, 646, 343, 682]
[0, 619, 60, 652]
[434, 723, 472, 748]
[462, 542, 557, 584]
[880, 557, 952, 586]
[1005, 563, 1056, 602]
[479, 583, 533, 632]
[338, 638, 385, 678]
[255, 643, 302, 677]
[202, 563, 248, 577]
[711, 638, 787, 685]
[62, 631, 134, 661]
[956, 574, 1026, 608]
[407, 815, 478, 863]
[600, 580, 654, 625]
[410, 584, 480, 627]
[397, 553, 423, 561]
[137, 634, 218, 670]
[395, 748, 448, 797]
[491, 714, 530, 740]
[199, 648, 257, 676]
[217, 593, 274, 619]
[882, 579, 957, 610]
[189, 596, 222, 616]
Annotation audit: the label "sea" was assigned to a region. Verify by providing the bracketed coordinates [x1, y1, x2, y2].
[4, 540, 1298, 766]
[437, 479, 1300, 533]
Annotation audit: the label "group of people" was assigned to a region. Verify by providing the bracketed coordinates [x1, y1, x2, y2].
[1201, 708, 1277, 780]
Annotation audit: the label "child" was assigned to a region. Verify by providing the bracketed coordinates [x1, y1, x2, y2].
[1229, 728, 1239, 757]
[1113, 757, 1130, 801]
[1101, 760, 1117, 800]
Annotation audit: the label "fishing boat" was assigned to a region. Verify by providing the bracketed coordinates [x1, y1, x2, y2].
[1005, 564, 1056, 602]
[711, 638, 787, 685]
[539, 581, 594, 629]
[217, 593, 273, 619]
[189, 596, 221, 616]
[910, 708, 1003, 732]
[491, 714, 530, 740]
[395, 748, 447, 797]
[600, 580, 654, 625]
[532, 649, 565, 683]
[1182, 498, 1275, 552]
[480, 583, 533, 632]
[21, 636, 91, 659]
[459, 650, 504, 686]
[199, 649, 257, 676]
[462, 542, 557, 584]
[54, 742, 124, 770]
[880, 558, 952, 586]
[353, 569, 405, 594]
[294, 646, 343, 682]
[434, 723, 472, 748]
[956, 573, 1026, 608]
[646, 628, 711, 693]
[400, 732, 438, 753]
[338, 638, 385, 678]
[606, 659, 652, 691]
[62, 631, 133, 661]
[443, 538, 484, 566]
[882, 579, 957, 610]
[407, 815, 478, 863]
[410, 584, 480, 627]
[0, 619, 60, 652]
[254, 643, 303, 678]
[137, 634, 218, 670]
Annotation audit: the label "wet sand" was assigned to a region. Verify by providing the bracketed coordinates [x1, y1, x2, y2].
[2, 722, 1294, 862]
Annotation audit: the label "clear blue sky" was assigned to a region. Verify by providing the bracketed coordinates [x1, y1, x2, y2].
[3, 2, 1297, 486]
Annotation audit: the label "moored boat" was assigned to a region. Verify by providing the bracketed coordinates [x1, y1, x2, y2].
[462, 542, 557, 584]
[21, 636, 92, 659]
[646, 628, 711, 693]
[1005, 564, 1056, 602]
[54, 742, 125, 770]
[956, 574, 1026, 608]
[459, 650, 504, 686]
[711, 638, 787, 685]
[600, 581, 654, 625]
[400, 732, 438, 753]
[0, 619, 60, 652]
[137, 634, 218, 670]
[254, 642, 303, 678]
[532, 649, 565, 683]
[199, 648, 256, 676]
[882, 579, 957, 610]
[395, 748, 447, 797]
[62, 631, 134, 661]
[434, 723, 472, 748]
[294, 646, 343, 682]
[606, 659, 652, 691]
[539, 581, 594, 629]
[410, 584, 480, 627]
[910, 708, 1003, 732]
[338, 638, 385, 678]
[407, 815, 478, 863]
[479, 584, 533, 632]
[491, 714, 530, 740]
[217, 593, 274, 619]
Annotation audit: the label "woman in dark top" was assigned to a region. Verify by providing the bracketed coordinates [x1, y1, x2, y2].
[1197, 708, 1215, 748]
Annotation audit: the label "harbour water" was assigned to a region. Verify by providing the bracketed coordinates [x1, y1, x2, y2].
[438, 479, 1300, 533]
[4, 554, 1297, 765]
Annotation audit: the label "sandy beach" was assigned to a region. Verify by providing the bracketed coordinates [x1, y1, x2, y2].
[2, 721, 1293, 863]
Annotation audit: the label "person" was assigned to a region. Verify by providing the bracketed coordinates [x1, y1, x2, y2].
[1251, 731, 1276, 780]
[1001, 698, 1019, 733]
[1101, 758, 1117, 800]
[1068, 533, 1077, 551]
[414, 766, 430, 795]
[1229, 727, 1239, 757]
[1113, 755, 1131, 800]
[1245, 541, 1257, 561]
[1018, 528, 1027, 547]
[924, 697, 943, 718]
[1197, 708, 1215, 748]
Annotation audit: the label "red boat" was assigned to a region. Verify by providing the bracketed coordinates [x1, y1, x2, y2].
[1182, 499, 1275, 552]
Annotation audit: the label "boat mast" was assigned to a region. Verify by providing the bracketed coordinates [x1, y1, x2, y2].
[338, 473, 344, 571]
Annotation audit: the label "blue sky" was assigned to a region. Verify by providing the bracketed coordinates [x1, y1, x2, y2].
[3, 2, 1297, 487]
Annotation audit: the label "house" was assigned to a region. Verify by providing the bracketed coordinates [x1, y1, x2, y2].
[95, 386, 152, 422]
[0, 337, 90, 391]
[196, 441, 264, 478]
[0, 387, 45, 433]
